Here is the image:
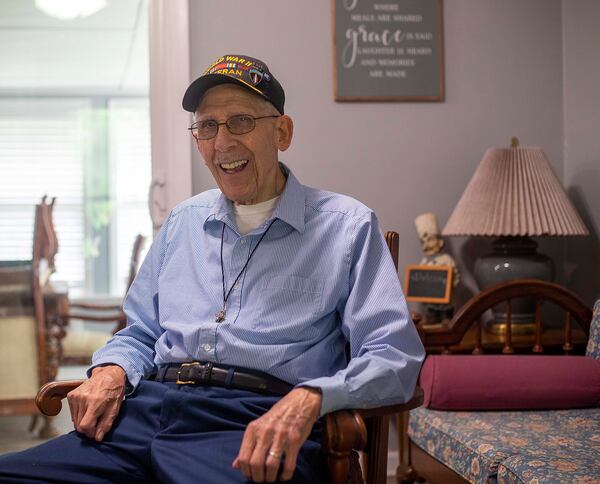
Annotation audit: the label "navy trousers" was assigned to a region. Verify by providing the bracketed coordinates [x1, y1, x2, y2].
[0, 381, 325, 483]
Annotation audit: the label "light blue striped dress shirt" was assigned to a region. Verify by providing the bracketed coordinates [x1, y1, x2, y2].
[91, 165, 425, 416]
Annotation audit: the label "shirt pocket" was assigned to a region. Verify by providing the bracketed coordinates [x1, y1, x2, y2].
[251, 274, 324, 333]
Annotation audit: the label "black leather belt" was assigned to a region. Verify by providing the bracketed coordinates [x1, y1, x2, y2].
[155, 362, 293, 396]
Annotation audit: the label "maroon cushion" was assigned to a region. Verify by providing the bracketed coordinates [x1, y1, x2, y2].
[419, 355, 600, 410]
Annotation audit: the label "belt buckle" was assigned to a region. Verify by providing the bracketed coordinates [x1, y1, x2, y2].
[176, 362, 213, 385]
[176, 362, 199, 385]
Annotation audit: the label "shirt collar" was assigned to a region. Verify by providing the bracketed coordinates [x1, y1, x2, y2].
[205, 163, 305, 233]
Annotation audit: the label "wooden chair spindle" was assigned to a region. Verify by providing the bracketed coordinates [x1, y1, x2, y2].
[502, 300, 514, 354]
[563, 312, 573, 354]
[472, 319, 483, 355]
[396, 411, 417, 483]
[533, 299, 543, 353]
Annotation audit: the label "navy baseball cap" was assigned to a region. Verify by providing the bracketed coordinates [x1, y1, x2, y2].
[182, 54, 285, 114]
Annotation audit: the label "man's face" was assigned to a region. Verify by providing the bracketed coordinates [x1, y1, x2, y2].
[194, 84, 293, 205]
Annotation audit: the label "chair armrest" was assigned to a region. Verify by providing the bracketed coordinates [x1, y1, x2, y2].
[323, 386, 424, 450]
[322, 387, 424, 484]
[36, 379, 84, 416]
[67, 312, 125, 323]
[323, 409, 368, 454]
[355, 387, 424, 419]
[70, 302, 122, 311]
[68, 300, 124, 323]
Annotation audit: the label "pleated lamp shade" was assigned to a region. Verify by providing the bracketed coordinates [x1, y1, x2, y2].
[442, 144, 588, 237]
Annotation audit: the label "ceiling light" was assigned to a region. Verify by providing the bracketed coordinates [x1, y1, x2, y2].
[35, 0, 107, 20]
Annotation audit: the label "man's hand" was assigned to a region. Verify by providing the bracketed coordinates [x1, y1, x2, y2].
[232, 387, 322, 483]
[67, 364, 126, 442]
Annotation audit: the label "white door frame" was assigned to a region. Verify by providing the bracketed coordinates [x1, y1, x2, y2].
[148, 0, 192, 234]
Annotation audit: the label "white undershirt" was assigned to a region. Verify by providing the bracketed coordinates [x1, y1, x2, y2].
[233, 196, 280, 235]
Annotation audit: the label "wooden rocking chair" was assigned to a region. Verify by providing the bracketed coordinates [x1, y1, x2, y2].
[35, 231, 423, 483]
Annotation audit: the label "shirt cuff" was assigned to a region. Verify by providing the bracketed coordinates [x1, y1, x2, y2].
[296, 376, 352, 417]
[87, 357, 143, 396]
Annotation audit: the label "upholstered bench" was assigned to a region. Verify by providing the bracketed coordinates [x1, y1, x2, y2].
[400, 292, 600, 484]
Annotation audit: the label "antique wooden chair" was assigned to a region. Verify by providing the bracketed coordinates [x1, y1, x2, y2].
[60, 234, 146, 365]
[0, 196, 62, 437]
[397, 279, 594, 483]
[35, 231, 423, 483]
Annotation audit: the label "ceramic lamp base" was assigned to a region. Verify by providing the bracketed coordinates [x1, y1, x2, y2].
[474, 236, 554, 332]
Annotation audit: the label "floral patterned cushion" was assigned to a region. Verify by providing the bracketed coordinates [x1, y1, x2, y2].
[409, 408, 514, 482]
[497, 450, 600, 484]
[586, 300, 600, 359]
[409, 407, 600, 484]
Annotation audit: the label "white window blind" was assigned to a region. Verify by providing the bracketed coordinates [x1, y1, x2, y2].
[109, 98, 152, 295]
[0, 97, 151, 296]
[0, 98, 87, 286]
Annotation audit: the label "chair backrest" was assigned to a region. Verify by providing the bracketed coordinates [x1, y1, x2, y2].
[385, 231, 399, 270]
[125, 234, 146, 295]
[32, 195, 59, 278]
[0, 196, 57, 407]
[31, 196, 59, 384]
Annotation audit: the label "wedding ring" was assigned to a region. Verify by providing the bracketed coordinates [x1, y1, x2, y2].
[268, 450, 282, 459]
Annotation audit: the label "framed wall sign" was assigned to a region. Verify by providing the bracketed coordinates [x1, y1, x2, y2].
[332, 0, 444, 101]
[404, 264, 453, 303]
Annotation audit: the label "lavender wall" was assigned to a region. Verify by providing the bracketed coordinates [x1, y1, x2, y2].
[562, 0, 600, 304]
[190, 0, 573, 305]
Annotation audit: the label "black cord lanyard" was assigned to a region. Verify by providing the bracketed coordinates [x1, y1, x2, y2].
[215, 219, 277, 323]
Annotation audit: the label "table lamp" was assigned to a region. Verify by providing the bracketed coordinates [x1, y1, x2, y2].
[442, 138, 589, 332]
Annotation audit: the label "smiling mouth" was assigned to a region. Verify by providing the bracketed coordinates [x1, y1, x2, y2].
[219, 159, 249, 173]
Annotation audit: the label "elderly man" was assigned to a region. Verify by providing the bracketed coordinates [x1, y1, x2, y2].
[0, 55, 424, 483]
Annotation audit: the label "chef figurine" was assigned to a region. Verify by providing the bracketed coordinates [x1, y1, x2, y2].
[414, 212, 460, 323]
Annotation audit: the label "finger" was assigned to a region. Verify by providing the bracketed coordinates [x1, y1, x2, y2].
[94, 401, 121, 441]
[76, 400, 105, 439]
[280, 442, 301, 481]
[249, 443, 268, 483]
[236, 426, 258, 479]
[69, 393, 87, 431]
[263, 431, 286, 483]
[264, 448, 284, 483]
[248, 430, 275, 483]
[77, 414, 99, 440]
[66, 393, 79, 428]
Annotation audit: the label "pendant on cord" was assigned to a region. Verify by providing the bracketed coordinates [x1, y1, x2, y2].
[215, 306, 226, 323]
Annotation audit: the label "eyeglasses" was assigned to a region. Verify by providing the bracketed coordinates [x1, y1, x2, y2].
[188, 114, 280, 141]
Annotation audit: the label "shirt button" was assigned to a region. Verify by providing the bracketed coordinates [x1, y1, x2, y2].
[240, 239, 246, 245]
[202, 344, 212, 352]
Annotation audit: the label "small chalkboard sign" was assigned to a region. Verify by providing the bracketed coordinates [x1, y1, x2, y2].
[404, 264, 453, 303]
